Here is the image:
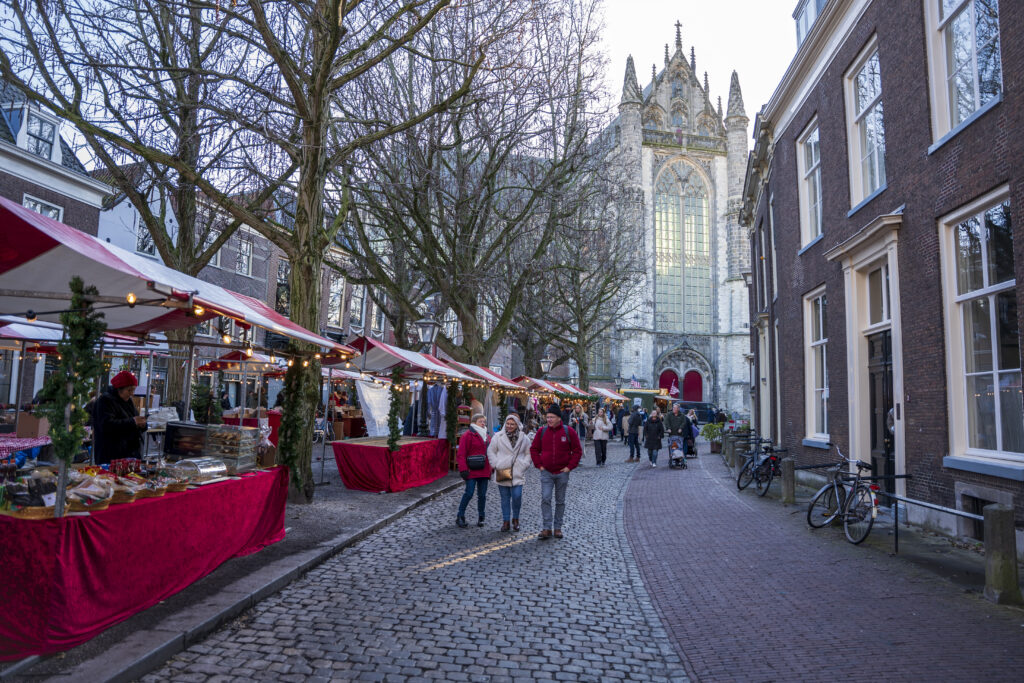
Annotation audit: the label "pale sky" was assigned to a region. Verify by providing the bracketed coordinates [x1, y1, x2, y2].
[599, 0, 798, 126]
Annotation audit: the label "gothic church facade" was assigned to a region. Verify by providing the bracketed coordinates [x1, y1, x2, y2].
[610, 25, 751, 417]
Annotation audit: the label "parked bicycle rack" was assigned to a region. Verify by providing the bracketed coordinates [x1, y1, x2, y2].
[873, 483, 987, 555]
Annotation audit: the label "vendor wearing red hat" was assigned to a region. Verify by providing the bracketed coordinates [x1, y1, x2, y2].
[93, 370, 147, 464]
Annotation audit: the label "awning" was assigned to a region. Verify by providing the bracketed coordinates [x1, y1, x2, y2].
[197, 350, 279, 373]
[591, 387, 629, 401]
[264, 367, 387, 383]
[443, 360, 523, 391]
[345, 336, 472, 381]
[0, 197, 354, 354]
[513, 376, 565, 394]
[0, 315, 156, 351]
[558, 383, 591, 397]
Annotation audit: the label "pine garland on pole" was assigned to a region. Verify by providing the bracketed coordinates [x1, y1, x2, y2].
[37, 277, 107, 517]
[387, 367, 403, 452]
[498, 390, 508, 424]
[445, 379, 459, 467]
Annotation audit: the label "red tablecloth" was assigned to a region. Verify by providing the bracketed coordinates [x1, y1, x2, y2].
[0, 466, 288, 661]
[0, 436, 52, 458]
[332, 438, 449, 493]
[222, 411, 282, 446]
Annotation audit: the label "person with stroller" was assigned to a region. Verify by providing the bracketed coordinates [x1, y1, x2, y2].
[664, 403, 691, 469]
[642, 408, 665, 468]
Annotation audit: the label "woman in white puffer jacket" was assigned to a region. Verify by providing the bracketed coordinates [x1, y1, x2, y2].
[487, 413, 533, 532]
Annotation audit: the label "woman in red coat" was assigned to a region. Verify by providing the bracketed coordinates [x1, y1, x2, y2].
[456, 413, 492, 528]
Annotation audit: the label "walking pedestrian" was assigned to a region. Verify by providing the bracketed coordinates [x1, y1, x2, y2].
[592, 407, 612, 466]
[620, 405, 629, 444]
[487, 414, 533, 532]
[643, 408, 665, 468]
[530, 404, 582, 540]
[570, 403, 588, 459]
[456, 414, 492, 528]
[627, 405, 643, 462]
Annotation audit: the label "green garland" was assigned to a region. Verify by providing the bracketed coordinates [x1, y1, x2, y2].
[445, 379, 459, 451]
[498, 390, 508, 424]
[38, 278, 107, 467]
[386, 367, 403, 452]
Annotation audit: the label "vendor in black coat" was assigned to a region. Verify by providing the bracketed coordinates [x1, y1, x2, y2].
[93, 371, 146, 465]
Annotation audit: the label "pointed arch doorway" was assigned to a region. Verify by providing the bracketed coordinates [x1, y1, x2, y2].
[659, 369, 680, 398]
[682, 370, 703, 401]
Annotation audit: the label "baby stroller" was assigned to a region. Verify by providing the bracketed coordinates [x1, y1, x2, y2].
[668, 435, 687, 469]
[313, 414, 328, 443]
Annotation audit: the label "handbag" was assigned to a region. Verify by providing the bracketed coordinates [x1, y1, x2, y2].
[495, 443, 518, 483]
[466, 454, 487, 470]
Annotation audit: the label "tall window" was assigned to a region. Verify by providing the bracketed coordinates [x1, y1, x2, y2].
[936, 0, 1002, 132]
[201, 229, 220, 267]
[235, 235, 252, 275]
[805, 291, 829, 438]
[951, 201, 1021, 454]
[349, 285, 365, 328]
[845, 43, 886, 205]
[22, 195, 62, 221]
[372, 290, 385, 333]
[655, 161, 711, 333]
[797, 123, 822, 245]
[327, 273, 344, 328]
[136, 227, 156, 255]
[441, 308, 460, 344]
[275, 260, 290, 316]
[26, 114, 55, 159]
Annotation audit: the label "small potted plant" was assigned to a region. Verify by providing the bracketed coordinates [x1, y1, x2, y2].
[700, 421, 723, 453]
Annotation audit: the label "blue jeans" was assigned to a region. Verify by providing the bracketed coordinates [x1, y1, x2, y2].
[627, 433, 640, 459]
[498, 484, 523, 521]
[458, 478, 488, 518]
[539, 470, 569, 530]
[648, 448, 659, 465]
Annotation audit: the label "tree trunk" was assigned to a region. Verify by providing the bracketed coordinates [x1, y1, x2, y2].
[164, 326, 196, 410]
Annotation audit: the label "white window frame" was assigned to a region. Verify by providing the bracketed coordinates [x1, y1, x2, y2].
[349, 285, 366, 329]
[796, 119, 823, 246]
[25, 112, 56, 161]
[938, 185, 1021, 464]
[22, 194, 62, 221]
[843, 38, 886, 207]
[326, 272, 345, 329]
[136, 225, 156, 256]
[235, 235, 253, 276]
[804, 287, 829, 441]
[923, 0, 1003, 145]
[202, 229, 221, 268]
[769, 196, 778, 301]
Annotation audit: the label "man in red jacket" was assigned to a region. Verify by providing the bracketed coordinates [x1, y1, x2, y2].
[530, 403, 582, 540]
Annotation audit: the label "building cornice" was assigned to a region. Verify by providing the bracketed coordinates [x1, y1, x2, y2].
[0, 140, 110, 207]
[824, 212, 902, 263]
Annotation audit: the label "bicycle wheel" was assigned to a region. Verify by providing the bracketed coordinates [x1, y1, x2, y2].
[756, 462, 774, 497]
[737, 459, 755, 490]
[806, 484, 839, 528]
[843, 484, 875, 544]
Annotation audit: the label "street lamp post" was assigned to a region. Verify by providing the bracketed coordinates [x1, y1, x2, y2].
[539, 356, 553, 376]
[414, 316, 441, 437]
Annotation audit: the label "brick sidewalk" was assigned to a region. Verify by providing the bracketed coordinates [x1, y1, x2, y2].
[624, 443, 1024, 682]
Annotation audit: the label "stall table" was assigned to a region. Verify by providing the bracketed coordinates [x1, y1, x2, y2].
[332, 437, 448, 493]
[0, 466, 288, 661]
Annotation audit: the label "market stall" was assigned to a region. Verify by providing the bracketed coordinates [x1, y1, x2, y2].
[330, 337, 472, 491]
[331, 436, 448, 493]
[0, 467, 287, 660]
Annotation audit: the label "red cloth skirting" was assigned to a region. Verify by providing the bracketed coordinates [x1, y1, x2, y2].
[332, 438, 449, 493]
[0, 467, 288, 661]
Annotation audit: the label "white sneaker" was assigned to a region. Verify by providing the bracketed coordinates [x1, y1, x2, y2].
[650, 461, 656, 468]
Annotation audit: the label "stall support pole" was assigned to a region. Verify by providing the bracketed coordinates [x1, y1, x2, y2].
[318, 366, 331, 485]
[241, 362, 248, 415]
[12, 341, 25, 435]
[182, 344, 196, 421]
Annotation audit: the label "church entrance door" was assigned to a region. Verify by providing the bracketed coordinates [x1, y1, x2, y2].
[682, 371, 703, 401]
[659, 370, 679, 399]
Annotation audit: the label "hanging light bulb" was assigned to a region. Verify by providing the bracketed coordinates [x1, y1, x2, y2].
[193, 305, 205, 317]
[245, 346, 253, 357]
[302, 359, 309, 367]
[287, 359, 294, 367]
[222, 333, 232, 344]
[314, 353, 321, 360]
[270, 354, 277, 363]
[126, 292, 137, 306]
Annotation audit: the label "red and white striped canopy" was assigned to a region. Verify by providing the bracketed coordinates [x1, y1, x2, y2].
[513, 376, 565, 394]
[591, 387, 629, 402]
[345, 336, 472, 381]
[0, 197, 353, 354]
[443, 360, 523, 391]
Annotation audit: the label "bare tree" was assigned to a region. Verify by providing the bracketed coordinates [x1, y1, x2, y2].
[0, 0, 487, 503]
[337, 0, 608, 365]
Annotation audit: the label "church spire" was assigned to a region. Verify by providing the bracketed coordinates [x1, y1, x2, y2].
[664, 44, 669, 65]
[717, 96, 723, 119]
[727, 70, 746, 119]
[620, 55, 642, 105]
[675, 21, 682, 52]
[651, 63, 657, 84]
[703, 71, 709, 96]
[690, 46, 696, 72]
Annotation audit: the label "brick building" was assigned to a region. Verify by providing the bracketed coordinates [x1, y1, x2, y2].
[743, 0, 1023, 543]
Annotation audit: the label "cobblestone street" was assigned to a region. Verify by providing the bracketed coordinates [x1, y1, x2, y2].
[142, 440, 686, 682]
[137, 439, 1024, 682]
[625, 444, 1024, 682]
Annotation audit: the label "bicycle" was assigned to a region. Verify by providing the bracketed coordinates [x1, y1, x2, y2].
[736, 438, 775, 491]
[805, 442, 879, 544]
[751, 445, 787, 497]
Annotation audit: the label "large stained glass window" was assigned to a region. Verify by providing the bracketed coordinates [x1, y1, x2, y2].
[655, 161, 712, 332]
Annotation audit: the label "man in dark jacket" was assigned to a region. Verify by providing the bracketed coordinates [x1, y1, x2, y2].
[93, 371, 146, 465]
[665, 403, 692, 458]
[627, 406, 643, 462]
[530, 404, 582, 540]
